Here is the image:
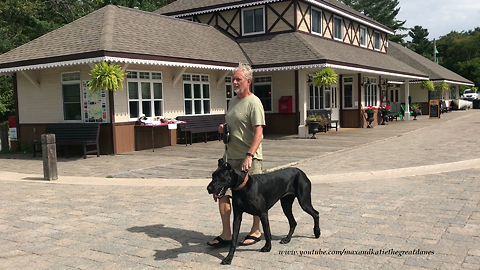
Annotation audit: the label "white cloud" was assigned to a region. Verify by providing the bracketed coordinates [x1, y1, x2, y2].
[398, 0, 480, 40]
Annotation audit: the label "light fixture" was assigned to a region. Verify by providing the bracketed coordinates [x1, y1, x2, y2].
[307, 75, 313, 85]
[363, 77, 371, 86]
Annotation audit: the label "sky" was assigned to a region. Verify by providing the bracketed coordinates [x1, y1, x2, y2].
[397, 0, 480, 40]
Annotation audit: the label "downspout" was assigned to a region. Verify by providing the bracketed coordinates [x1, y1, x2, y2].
[109, 90, 116, 154]
[13, 73, 20, 150]
[295, 70, 299, 128]
[358, 73, 362, 128]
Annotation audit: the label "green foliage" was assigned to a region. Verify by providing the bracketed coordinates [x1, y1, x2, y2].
[88, 62, 128, 92]
[407, 26, 434, 59]
[0, 76, 14, 123]
[420, 80, 434, 91]
[312, 67, 338, 87]
[435, 82, 449, 91]
[305, 114, 328, 127]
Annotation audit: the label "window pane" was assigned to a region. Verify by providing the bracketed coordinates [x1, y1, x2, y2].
[184, 84, 192, 98]
[142, 101, 152, 117]
[334, 17, 342, 38]
[154, 101, 162, 116]
[203, 84, 210, 98]
[254, 8, 263, 32]
[64, 103, 81, 120]
[254, 84, 271, 111]
[194, 84, 201, 98]
[128, 82, 138, 99]
[141, 82, 151, 99]
[360, 28, 366, 45]
[129, 101, 139, 118]
[127, 71, 137, 79]
[312, 10, 321, 34]
[153, 83, 162, 99]
[325, 90, 331, 108]
[226, 85, 232, 98]
[139, 72, 149, 79]
[194, 100, 202, 114]
[244, 10, 254, 33]
[344, 85, 353, 108]
[203, 100, 210, 114]
[151, 72, 161, 79]
[185, 100, 192, 115]
[63, 84, 80, 102]
[374, 32, 380, 49]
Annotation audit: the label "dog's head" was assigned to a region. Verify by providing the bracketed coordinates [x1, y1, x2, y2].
[207, 159, 245, 199]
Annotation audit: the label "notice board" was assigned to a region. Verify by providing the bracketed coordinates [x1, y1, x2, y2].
[429, 100, 440, 119]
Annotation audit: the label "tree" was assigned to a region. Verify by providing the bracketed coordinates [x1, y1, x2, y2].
[341, 0, 407, 44]
[406, 25, 433, 60]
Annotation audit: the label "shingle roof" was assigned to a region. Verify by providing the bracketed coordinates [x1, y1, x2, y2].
[387, 42, 474, 85]
[155, 0, 391, 32]
[0, 5, 248, 70]
[238, 32, 427, 78]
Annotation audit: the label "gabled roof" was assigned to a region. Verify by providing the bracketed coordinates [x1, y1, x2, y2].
[239, 32, 427, 79]
[155, 0, 392, 34]
[0, 5, 248, 73]
[388, 42, 474, 86]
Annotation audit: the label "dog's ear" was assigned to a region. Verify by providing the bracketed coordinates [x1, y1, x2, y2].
[218, 158, 224, 167]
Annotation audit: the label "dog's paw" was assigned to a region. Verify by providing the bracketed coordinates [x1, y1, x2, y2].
[314, 227, 321, 238]
[221, 258, 232, 265]
[260, 246, 271, 252]
[280, 237, 291, 244]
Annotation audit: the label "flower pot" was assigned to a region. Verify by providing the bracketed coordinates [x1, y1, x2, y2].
[366, 112, 375, 128]
[381, 111, 389, 125]
[309, 121, 320, 139]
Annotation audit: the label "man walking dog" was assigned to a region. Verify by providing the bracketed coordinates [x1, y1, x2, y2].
[207, 63, 266, 247]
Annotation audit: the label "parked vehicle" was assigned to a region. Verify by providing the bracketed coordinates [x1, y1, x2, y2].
[461, 89, 479, 100]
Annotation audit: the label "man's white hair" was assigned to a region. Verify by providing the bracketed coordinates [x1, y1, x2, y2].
[234, 63, 253, 80]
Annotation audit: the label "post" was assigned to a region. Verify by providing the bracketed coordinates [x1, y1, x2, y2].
[297, 69, 308, 138]
[404, 79, 410, 120]
[433, 39, 437, 64]
[42, 134, 58, 180]
[0, 124, 8, 152]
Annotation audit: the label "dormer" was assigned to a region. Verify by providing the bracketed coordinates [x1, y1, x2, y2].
[155, 0, 392, 53]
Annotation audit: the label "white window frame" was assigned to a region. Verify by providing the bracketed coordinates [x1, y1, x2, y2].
[373, 31, 380, 50]
[309, 84, 331, 110]
[253, 76, 272, 112]
[127, 71, 164, 120]
[364, 78, 378, 107]
[183, 74, 210, 115]
[450, 85, 457, 99]
[242, 6, 265, 36]
[225, 76, 236, 110]
[311, 8, 322, 36]
[333, 16, 343, 40]
[62, 71, 82, 122]
[343, 77, 354, 108]
[359, 26, 367, 47]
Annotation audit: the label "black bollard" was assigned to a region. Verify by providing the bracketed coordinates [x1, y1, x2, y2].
[42, 134, 58, 180]
[0, 124, 8, 152]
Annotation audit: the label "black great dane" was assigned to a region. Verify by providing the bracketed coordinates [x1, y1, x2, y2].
[207, 160, 321, 265]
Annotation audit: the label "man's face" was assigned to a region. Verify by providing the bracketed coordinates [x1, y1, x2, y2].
[232, 69, 251, 94]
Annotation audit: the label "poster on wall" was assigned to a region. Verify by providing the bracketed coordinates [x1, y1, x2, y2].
[82, 80, 108, 123]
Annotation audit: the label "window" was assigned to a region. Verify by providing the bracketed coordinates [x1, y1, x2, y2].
[253, 76, 272, 112]
[184, 74, 210, 115]
[373, 32, 380, 50]
[334, 17, 342, 40]
[343, 77, 353, 108]
[364, 78, 377, 107]
[127, 71, 163, 119]
[242, 6, 265, 35]
[450, 86, 456, 99]
[389, 85, 400, 103]
[62, 72, 81, 121]
[225, 76, 236, 110]
[311, 8, 322, 35]
[360, 26, 367, 47]
[309, 85, 331, 109]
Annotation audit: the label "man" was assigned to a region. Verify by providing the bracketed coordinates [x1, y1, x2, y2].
[208, 63, 266, 247]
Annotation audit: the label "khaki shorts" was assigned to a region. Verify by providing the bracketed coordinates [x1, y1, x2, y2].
[225, 158, 262, 197]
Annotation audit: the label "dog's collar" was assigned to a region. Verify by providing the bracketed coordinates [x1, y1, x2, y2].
[233, 172, 249, 190]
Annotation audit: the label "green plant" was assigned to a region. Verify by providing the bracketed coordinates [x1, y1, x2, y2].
[305, 114, 327, 126]
[88, 62, 128, 92]
[472, 86, 478, 92]
[435, 82, 449, 91]
[312, 67, 338, 87]
[410, 103, 420, 110]
[420, 80, 434, 91]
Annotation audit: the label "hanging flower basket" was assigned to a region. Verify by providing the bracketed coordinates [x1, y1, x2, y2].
[88, 62, 128, 92]
[435, 82, 449, 91]
[312, 67, 338, 87]
[420, 80, 434, 91]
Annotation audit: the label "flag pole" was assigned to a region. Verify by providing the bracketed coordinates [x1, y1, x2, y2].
[433, 39, 436, 63]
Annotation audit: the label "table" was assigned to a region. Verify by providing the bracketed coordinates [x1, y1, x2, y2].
[135, 122, 185, 152]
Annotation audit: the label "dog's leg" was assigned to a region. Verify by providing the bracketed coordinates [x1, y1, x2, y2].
[297, 175, 321, 238]
[221, 210, 243, 265]
[259, 213, 272, 252]
[280, 195, 296, 244]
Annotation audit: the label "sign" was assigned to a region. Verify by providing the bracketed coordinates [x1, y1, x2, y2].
[9, 128, 17, 141]
[83, 80, 108, 123]
[429, 100, 440, 119]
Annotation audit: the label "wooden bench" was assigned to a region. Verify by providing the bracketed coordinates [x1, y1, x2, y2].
[176, 114, 225, 146]
[32, 123, 100, 159]
[307, 109, 338, 132]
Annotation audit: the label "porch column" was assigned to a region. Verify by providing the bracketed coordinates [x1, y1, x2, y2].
[404, 79, 410, 120]
[298, 69, 308, 138]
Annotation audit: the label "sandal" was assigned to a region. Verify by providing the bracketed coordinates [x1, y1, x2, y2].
[239, 235, 261, 246]
[207, 236, 232, 247]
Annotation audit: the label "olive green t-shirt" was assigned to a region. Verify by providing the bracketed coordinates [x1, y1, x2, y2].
[225, 94, 266, 160]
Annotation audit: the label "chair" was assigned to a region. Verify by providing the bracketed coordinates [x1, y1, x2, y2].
[400, 104, 413, 120]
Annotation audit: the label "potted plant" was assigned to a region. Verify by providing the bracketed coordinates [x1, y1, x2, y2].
[364, 106, 376, 128]
[312, 67, 338, 87]
[410, 103, 421, 120]
[305, 114, 327, 139]
[378, 105, 390, 125]
[88, 62, 128, 92]
[420, 80, 435, 91]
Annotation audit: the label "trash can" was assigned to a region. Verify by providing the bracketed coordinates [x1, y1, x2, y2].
[473, 99, 480, 109]
[278, 96, 292, 113]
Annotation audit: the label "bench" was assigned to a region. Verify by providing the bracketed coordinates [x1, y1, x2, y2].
[307, 109, 338, 132]
[176, 114, 225, 146]
[32, 123, 100, 159]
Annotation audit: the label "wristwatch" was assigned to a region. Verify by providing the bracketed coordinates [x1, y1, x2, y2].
[246, 152, 254, 158]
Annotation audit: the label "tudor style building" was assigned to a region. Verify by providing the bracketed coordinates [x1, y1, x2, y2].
[0, 0, 474, 154]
